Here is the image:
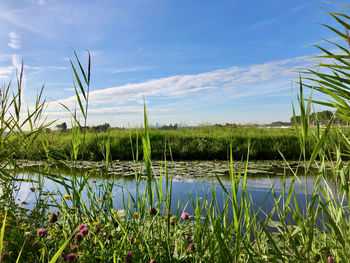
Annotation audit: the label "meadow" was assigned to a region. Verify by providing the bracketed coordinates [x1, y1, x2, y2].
[0, 5, 350, 263]
[5, 125, 343, 161]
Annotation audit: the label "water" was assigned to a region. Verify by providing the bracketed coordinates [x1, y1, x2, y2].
[10, 166, 327, 223]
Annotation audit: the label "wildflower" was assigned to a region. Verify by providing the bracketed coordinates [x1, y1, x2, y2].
[49, 212, 58, 223]
[124, 251, 132, 263]
[188, 243, 195, 252]
[81, 227, 89, 236]
[97, 198, 103, 203]
[130, 237, 135, 244]
[1, 252, 9, 262]
[185, 235, 191, 240]
[37, 228, 47, 237]
[150, 259, 157, 263]
[71, 244, 77, 252]
[170, 221, 175, 226]
[74, 232, 84, 244]
[78, 224, 86, 230]
[133, 212, 139, 218]
[63, 194, 71, 200]
[181, 212, 189, 220]
[328, 256, 334, 263]
[92, 221, 99, 226]
[150, 207, 157, 216]
[170, 215, 177, 221]
[66, 253, 76, 262]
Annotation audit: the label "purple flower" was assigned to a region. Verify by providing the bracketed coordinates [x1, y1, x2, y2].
[328, 256, 334, 263]
[49, 212, 58, 223]
[66, 253, 76, 262]
[37, 228, 47, 237]
[78, 224, 85, 230]
[185, 235, 191, 240]
[170, 221, 175, 226]
[181, 212, 189, 220]
[188, 243, 195, 252]
[74, 232, 84, 244]
[130, 237, 135, 244]
[124, 251, 132, 263]
[81, 227, 89, 236]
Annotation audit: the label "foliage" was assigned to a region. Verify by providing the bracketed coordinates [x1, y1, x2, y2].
[56, 122, 67, 131]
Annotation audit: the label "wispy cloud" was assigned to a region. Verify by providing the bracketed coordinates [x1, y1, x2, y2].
[0, 66, 14, 79]
[8, 32, 21, 49]
[46, 105, 177, 117]
[245, 2, 312, 30]
[0, 8, 53, 37]
[45, 55, 309, 113]
[112, 66, 152, 74]
[36, 0, 54, 4]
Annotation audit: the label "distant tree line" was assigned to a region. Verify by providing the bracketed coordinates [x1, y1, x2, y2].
[158, 123, 178, 130]
[291, 110, 349, 125]
[55, 122, 112, 132]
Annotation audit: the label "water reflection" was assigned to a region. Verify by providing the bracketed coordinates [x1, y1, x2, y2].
[11, 168, 329, 223]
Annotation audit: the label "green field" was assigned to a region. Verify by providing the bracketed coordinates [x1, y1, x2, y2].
[8, 125, 345, 161]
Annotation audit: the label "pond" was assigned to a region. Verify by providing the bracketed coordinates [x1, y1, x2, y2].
[9, 160, 333, 224]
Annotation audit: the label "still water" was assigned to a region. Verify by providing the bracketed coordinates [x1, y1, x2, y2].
[12, 167, 328, 223]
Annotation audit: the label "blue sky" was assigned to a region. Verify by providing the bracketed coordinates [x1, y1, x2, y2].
[0, 0, 348, 127]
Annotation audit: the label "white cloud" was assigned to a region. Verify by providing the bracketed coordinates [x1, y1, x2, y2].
[0, 8, 53, 37]
[45, 105, 176, 117]
[0, 66, 14, 79]
[112, 66, 152, 74]
[8, 31, 21, 49]
[46, 55, 308, 112]
[12, 54, 22, 69]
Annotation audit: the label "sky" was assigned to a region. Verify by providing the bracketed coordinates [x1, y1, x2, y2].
[0, 0, 348, 128]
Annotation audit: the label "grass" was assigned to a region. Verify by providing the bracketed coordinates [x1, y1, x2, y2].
[3, 125, 341, 161]
[0, 4, 350, 263]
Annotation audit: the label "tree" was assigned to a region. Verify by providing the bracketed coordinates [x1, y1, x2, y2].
[92, 123, 111, 132]
[290, 116, 301, 124]
[56, 122, 67, 131]
[310, 110, 333, 124]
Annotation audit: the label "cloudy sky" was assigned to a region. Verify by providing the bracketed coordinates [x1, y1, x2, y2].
[0, 0, 348, 127]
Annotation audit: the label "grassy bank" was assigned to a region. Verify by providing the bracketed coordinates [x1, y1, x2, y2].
[6, 125, 346, 161]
